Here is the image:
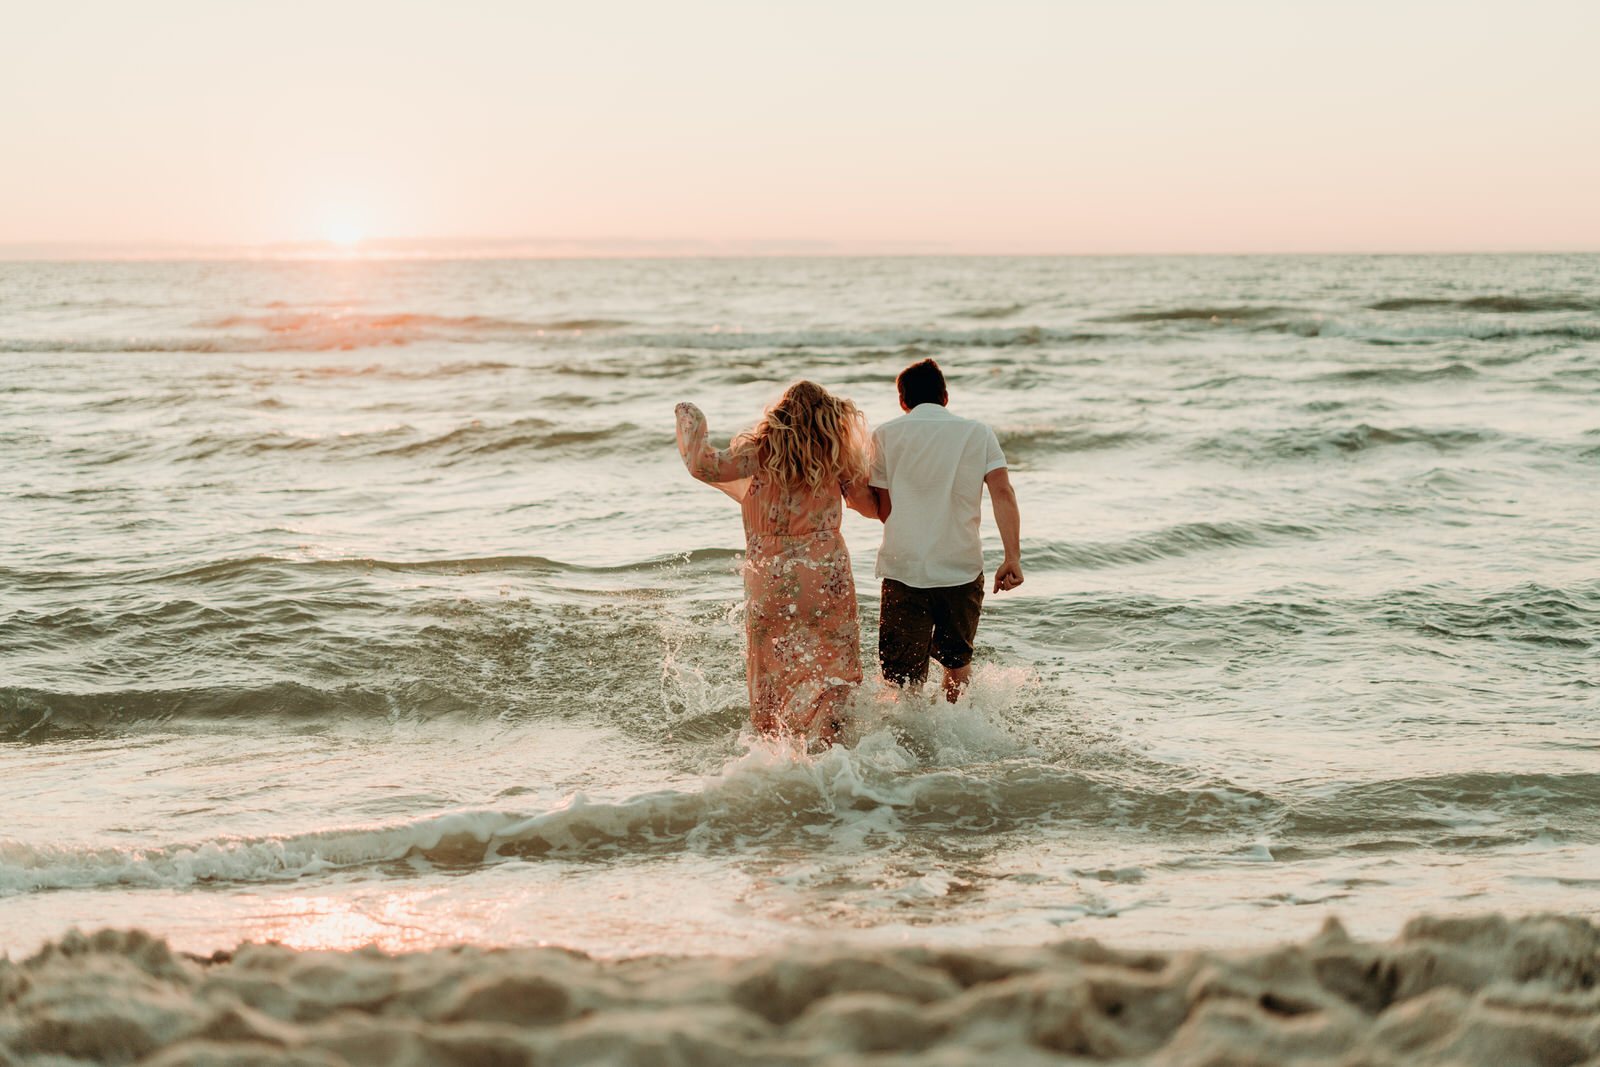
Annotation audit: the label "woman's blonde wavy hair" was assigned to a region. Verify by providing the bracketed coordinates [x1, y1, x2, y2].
[738, 380, 869, 493]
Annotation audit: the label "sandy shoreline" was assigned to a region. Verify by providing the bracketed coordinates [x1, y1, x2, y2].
[3, 914, 1596, 1065]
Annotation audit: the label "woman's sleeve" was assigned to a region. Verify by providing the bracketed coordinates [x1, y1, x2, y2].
[676, 402, 756, 502]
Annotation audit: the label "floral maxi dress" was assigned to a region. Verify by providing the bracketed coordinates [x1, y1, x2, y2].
[675, 402, 867, 736]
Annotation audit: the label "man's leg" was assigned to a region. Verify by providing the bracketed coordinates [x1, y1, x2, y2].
[929, 575, 985, 704]
[940, 664, 972, 703]
[879, 579, 933, 688]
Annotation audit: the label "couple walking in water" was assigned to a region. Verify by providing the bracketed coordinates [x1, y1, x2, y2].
[676, 359, 1023, 744]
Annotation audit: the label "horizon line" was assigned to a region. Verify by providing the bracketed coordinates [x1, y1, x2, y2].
[2, 236, 1598, 262]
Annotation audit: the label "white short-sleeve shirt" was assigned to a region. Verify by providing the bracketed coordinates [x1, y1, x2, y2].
[869, 403, 1008, 588]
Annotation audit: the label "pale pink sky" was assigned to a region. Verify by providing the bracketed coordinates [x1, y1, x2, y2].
[4, 1, 1597, 255]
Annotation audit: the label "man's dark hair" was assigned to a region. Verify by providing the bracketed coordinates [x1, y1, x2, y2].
[897, 359, 947, 409]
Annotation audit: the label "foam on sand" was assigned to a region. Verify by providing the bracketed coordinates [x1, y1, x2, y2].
[3, 914, 1597, 1066]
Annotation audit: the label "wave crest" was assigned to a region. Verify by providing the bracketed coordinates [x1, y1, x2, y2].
[7, 756, 1596, 895]
[1370, 295, 1598, 313]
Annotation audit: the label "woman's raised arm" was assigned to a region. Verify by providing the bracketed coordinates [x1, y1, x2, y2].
[675, 402, 755, 501]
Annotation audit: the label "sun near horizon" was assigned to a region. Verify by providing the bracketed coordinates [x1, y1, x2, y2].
[324, 219, 364, 249]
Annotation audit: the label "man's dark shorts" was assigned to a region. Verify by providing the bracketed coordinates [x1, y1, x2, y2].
[879, 575, 985, 686]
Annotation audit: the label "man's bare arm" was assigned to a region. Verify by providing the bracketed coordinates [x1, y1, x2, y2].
[984, 468, 1022, 592]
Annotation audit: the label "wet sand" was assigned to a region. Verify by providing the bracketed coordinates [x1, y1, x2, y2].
[3, 912, 1596, 1065]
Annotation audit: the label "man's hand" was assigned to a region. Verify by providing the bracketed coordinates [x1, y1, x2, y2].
[993, 558, 1023, 593]
[983, 467, 1022, 593]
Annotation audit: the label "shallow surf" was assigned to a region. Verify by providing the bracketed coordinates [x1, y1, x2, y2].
[2, 253, 1597, 970]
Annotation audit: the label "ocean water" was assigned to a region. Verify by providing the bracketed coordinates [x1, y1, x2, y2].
[2, 254, 1597, 960]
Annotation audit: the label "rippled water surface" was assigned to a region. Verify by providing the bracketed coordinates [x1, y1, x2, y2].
[2, 254, 1597, 956]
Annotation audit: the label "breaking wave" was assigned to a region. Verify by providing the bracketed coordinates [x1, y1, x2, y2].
[1369, 295, 1598, 313]
[1096, 306, 1288, 324]
[4, 745, 1595, 894]
[1027, 521, 1322, 570]
[1194, 421, 1507, 459]
[23, 418, 675, 468]
[0, 311, 632, 354]
[630, 326, 1102, 351]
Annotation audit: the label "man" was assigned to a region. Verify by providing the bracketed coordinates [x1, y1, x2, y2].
[869, 358, 1022, 702]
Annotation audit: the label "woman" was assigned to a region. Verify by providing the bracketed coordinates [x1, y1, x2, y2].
[675, 381, 878, 744]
